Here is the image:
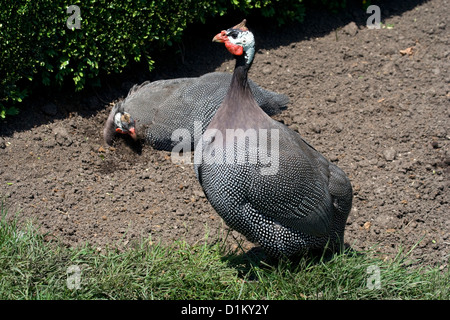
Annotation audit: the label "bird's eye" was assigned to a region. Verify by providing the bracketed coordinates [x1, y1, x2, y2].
[227, 31, 238, 39]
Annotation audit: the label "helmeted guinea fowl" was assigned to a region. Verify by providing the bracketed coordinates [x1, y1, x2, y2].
[103, 72, 289, 151]
[194, 20, 353, 259]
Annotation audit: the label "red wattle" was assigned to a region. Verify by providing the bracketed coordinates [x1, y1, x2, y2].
[225, 41, 243, 56]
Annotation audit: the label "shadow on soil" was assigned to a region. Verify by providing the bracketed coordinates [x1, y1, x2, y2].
[220, 242, 363, 279]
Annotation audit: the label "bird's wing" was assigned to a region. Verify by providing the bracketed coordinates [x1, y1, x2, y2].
[245, 123, 335, 237]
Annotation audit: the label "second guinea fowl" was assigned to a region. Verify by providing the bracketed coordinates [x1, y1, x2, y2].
[103, 72, 289, 151]
[194, 20, 353, 259]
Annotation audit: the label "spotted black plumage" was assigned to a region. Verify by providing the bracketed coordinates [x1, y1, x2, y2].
[194, 20, 353, 258]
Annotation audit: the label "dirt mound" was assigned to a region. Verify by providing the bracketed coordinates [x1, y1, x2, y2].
[1, 0, 448, 267]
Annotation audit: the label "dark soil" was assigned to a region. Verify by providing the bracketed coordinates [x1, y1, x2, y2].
[1, 0, 448, 268]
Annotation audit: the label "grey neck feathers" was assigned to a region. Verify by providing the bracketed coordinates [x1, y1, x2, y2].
[215, 53, 269, 130]
[229, 54, 252, 95]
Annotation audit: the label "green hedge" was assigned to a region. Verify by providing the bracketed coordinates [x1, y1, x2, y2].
[0, 0, 346, 118]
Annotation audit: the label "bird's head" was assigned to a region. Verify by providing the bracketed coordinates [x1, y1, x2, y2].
[213, 19, 255, 65]
[114, 112, 137, 141]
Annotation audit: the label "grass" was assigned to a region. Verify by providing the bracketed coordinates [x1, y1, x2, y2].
[0, 203, 448, 300]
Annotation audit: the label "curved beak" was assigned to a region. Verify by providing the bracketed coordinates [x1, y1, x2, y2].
[212, 30, 227, 43]
[128, 127, 137, 141]
[115, 127, 137, 141]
